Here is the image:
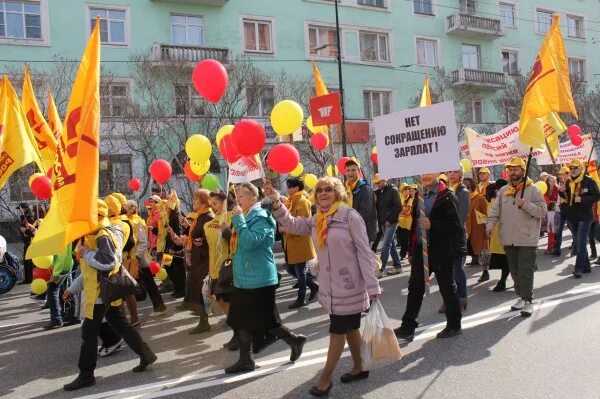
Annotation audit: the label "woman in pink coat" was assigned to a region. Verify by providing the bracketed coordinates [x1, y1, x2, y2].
[271, 176, 381, 397]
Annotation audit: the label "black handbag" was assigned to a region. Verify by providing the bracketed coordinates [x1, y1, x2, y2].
[217, 259, 233, 289]
[98, 267, 138, 304]
[135, 278, 147, 302]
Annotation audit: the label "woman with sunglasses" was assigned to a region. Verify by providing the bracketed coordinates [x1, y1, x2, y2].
[270, 176, 381, 397]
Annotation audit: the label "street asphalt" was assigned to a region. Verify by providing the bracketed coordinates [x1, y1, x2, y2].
[2, 234, 600, 399]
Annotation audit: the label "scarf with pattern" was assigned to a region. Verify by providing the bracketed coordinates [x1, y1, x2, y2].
[315, 201, 347, 249]
[568, 172, 585, 205]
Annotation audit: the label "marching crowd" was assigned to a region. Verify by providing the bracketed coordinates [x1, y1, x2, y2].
[4, 155, 600, 397]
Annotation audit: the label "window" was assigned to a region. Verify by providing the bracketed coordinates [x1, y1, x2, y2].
[416, 38, 438, 67]
[171, 14, 203, 46]
[175, 85, 205, 117]
[536, 10, 553, 34]
[359, 31, 389, 63]
[499, 3, 516, 28]
[566, 15, 584, 39]
[243, 18, 273, 53]
[89, 7, 127, 45]
[247, 85, 275, 118]
[99, 154, 132, 197]
[358, 0, 386, 7]
[308, 25, 337, 58]
[413, 0, 433, 16]
[468, 100, 483, 124]
[0, 1, 41, 39]
[568, 58, 585, 81]
[501, 50, 518, 75]
[101, 82, 129, 117]
[462, 44, 480, 69]
[459, 0, 476, 14]
[363, 90, 391, 120]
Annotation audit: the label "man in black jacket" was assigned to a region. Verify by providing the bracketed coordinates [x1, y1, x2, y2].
[394, 173, 466, 340]
[344, 158, 377, 243]
[373, 174, 402, 275]
[559, 159, 600, 278]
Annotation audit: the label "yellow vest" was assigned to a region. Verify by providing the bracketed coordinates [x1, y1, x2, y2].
[204, 211, 232, 279]
[157, 202, 169, 252]
[398, 195, 414, 230]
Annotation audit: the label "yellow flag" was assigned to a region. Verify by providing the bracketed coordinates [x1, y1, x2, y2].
[27, 20, 101, 258]
[0, 76, 43, 188]
[519, 15, 578, 149]
[311, 61, 330, 137]
[22, 65, 58, 173]
[419, 74, 431, 107]
[47, 92, 62, 140]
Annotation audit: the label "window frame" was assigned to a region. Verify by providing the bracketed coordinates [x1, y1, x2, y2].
[359, 30, 390, 63]
[100, 80, 131, 118]
[99, 154, 133, 197]
[362, 88, 392, 120]
[356, 0, 387, 9]
[246, 84, 276, 118]
[535, 9, 553, 34]
[412, 0, 435, 17]
[568, 57, 586, 82]
[459, 0, 476, 14]
[501, 48, 519, 75]
[469, 99, 483, 124]
[86, 4, 130, 47]
[174, 85, 207, 117]
[566, 14, 585, 40]
[0, 0, 50, 46]
[415, 36, 439, 68]
[241, 15, 275, 55]
[499, 2, 517, 29]
[461, 43, 481, 70]
[307, 24, 338, 59]
[170, 13, 204, 47]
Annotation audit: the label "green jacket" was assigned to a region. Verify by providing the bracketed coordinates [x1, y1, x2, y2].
[52, 244, 74, 277]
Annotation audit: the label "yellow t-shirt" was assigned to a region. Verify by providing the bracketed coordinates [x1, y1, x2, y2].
[398, 195, 414, 230]
[204, 211, 233, 279]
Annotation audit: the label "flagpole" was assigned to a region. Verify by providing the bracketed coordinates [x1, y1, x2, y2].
[519, 147, 534, 207]
[416, 176, 430, 295]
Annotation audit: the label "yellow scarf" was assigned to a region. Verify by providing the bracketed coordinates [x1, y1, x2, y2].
[505, 178, 533, 197]
[568, 173, 585, 205]
[315, 201, 347, 249]
[450, 181, 460, 192]
[186, 206, 211, 249]
[345, 179, 359, 208]
[470, 190, 479, 199]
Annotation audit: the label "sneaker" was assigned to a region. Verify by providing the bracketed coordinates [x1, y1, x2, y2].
[387, 268, 401, 275]
[510, 299, 524, 311]
[99, 339, 123, 357]
[520, 301, 534, 317]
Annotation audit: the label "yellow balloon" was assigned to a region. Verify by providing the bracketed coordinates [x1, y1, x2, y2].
[157, 268, 168, 281]
[371, 146, 377, 155]
[306, 116, 321, 134]
[191, 159, 211, 176]
[290, 163, 304, 177]
[185, 134, 212, 163]
[31, 278, 47, 295]
[216, 125, 234, 147]
[161, 254, 173, 267]
[304, 174, 318, 190]
[460, 159, 472, 174]
[271, 100, 304, 136]
[33, 255, 53, 270]
[326, 165, 339, 177]
[29, 172, 45, 188]
[534, 181, 548, 196]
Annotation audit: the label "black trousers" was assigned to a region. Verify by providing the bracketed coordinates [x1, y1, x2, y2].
[401, 245, 462, 332]
[79, 304, 145, 378]
[139, 267, 165, 310]
[165, 256, 186, 296]
[22, 244, 33, 283]
[396, 228, 410, 259]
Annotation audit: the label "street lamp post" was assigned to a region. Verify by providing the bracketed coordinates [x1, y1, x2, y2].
[334, 0, 348, 157]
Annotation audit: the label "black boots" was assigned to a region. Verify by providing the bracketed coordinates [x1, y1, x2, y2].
[63, 374, 96, 391]
[225, 340, 255, 374]
[189, 309, 211, 334]
[133, 342, 157, 372]
[223, 332, 239, 351]
[478, 270, 490, 282]
[272, 327, 306, 362]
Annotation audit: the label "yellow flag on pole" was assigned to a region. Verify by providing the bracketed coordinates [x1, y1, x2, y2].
[47, 92, 62, 140]
[312, 61, 329, 97]
[519, 15, 577, 149]
[0, 76, 43, 188]
[419, 74, 431, 107]
[27, 19, 101, 258]
[22, 65, 58, 173]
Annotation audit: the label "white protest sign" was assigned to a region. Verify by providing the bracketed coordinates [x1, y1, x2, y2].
[536, 134, 596, 165]
[374, 101, 459, 178]
[459, 140, 470, 159]
[228, 155, 265, 183]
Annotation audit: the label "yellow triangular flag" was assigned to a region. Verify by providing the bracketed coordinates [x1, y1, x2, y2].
[519, 15, 578, 149]
[420, 74, 431, 107]
[311, 61, 330, 137]
[47, 91, 62, 140]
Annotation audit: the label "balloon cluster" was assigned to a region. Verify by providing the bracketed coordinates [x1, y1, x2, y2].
[568, 125, 583, 147]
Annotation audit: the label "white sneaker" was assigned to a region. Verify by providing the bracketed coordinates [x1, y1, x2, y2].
[510, 299, 524, 311]
[520, 301, 534, 317]
[99, 339, 123, 357]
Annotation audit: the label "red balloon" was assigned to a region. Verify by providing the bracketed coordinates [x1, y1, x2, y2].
[571, 134, 583, 146]
[33, 267, 51, 282]
[149, 261, 161, 275]
[31, 175, 52, 200]
[501, 169, 508, 180]
[192, 59, 228, 104]
[310, 133, 328, 151]
[184, 161, 202, 182]
[128, 178, 141, 191]
[370, 153, 379, 165]
[337, 157, 351, 176]
[149, 160, 172, 184]
[218, 133, 242, 164]
[232, 119, 266, 156]
[568, 124, 581, 137]
[267, 144, 300, 174]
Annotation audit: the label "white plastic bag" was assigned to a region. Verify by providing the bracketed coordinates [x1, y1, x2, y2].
[360, 299, 402, 371]
[202, 275, 212, 312]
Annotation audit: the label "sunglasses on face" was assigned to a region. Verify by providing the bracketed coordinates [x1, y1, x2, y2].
[569, 167, 580, 170]
[316, 187, 334, 194]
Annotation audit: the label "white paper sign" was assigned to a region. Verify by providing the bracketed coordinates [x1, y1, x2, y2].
[373, 102, 460, 178]
[537, 134, 596, 165]
[228, 156, 265, 183]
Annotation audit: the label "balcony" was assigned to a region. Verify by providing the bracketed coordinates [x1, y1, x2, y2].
[446, 13, 504, 39]
[151, 0, 228, 5]
[451, 68, 506, 90]
[151, 43, 230, 65]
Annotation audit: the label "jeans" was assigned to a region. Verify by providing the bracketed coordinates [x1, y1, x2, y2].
[453, 257, 467, 300]
[380, 224, 401, 269]
[552, 213, 566, 254]
[573, 219, 593, 273]
[48, 273, 76, 323]
[504, 246, 537, 301]
[286, 262, 317, 301]
[589, 222, 597, 256]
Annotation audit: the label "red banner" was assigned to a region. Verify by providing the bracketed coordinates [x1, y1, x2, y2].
[309, 92, 342, 126]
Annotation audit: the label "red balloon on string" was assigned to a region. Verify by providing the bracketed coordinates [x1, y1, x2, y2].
[149, 160, 172, 185]
[149, 261, 161, 275]
[218, 133, 242, 164]
[191, 59, 229, 104]
[30, 175, 52, 200]
[310, 133, 328, 151]
[568, 124, 581, 138]
[501, 169, 508, 180]
[184, 161, 202, 182]
[267, 144, 300, 174]
[337, 156, 352, 176]
[33, 267, 52, 281]
[571, 134, 583, 147]
[128, 178, 141, 191]
[232, 119, 266, 156]
[370, 153, 379, 165]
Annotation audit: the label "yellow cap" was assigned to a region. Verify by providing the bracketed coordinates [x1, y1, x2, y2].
[373, 174, 381, 184]
[559, 166, 569, 174]
[345, 157, 361, 168]
[568, 159, 584, 168]
[104, 195, 122, 216]
[399, 182, 408, 191]
[478, 167, 491, 175]
[409, 184, 417, 189]
[111, 192, 127, 206]
[97, 199, 108, 217]
[438, 173, 448, 182]
[505, 157, 526, 169]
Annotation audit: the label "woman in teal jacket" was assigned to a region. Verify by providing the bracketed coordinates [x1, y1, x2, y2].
[225, 182, 306, 374]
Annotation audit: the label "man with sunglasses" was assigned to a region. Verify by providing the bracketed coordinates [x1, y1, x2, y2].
[559, 159, 600, 278]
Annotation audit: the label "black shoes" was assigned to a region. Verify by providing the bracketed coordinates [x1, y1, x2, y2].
[393, 327, 414, 342]
[189, 316, 211, 334]
[288, 299, 307, 309]
[493, 281, 507, 292]
[308, 285, 319, 302]
[478, 270, 490, 282]
[223, 333, 239, 351]
[225, 341, 256, 374]
[132, 343, 157, 372]
[436, 327, 462, 339]
[340, 370, 369, 383]
[63, 374, 96, 391]
[42, 320, 63, 330]
[288, 334, 306, 362]
[309, 383, 333, 397]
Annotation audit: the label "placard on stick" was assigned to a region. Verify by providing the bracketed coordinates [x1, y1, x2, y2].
[374, 102, 460, 179]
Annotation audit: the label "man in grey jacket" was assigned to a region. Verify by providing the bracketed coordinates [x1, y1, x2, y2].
[486, 157, 547, 317]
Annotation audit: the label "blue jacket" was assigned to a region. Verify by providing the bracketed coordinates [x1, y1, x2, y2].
[231, 204, 278, 289]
